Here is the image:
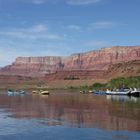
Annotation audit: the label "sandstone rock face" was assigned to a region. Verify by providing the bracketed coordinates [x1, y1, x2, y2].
[64, 46, 140, 70]
[0, 56, 63, 76]
[0, 46, 140, 76]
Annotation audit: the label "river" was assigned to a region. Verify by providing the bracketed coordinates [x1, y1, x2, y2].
[0, 90, 140, 140]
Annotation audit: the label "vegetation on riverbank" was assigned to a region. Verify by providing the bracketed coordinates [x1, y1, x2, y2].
[89, 76, 140, 91]
[67, 76, 140, 91]
[0, 76, 139, 91]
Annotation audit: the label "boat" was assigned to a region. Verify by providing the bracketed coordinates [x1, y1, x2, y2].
[18, 90, 25, 95]
[32, 89, 50, 95]
[7, 90, 25, 96]
[7, 90, 14, 96]
[80, 90, 93, 94]
[94, 91, 106, 95]
[39, 90, 50, 95]
[128, 88, 140, 97]
[88, 90, 94, 93]
[106, 88, 131, 95]
[32, 90, 38, 94]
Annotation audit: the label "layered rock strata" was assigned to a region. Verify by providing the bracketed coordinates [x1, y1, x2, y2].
[0, 46, 140, 77]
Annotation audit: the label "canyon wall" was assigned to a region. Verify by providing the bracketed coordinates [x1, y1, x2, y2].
[0, 56, 63, 76]
[64, 46, 140, 70]
[0, 46, 140, 77]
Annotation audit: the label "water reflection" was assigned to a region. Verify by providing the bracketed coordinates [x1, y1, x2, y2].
[0, 91, 140, 132]
[106, 95, 139, 103]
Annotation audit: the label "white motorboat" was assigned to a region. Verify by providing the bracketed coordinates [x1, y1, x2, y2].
[106, 88, 131, 95]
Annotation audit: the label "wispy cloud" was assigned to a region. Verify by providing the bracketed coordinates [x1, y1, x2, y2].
[0, 39, 72, 66]
[1, 0, 101, 5]
[88, 21, 117, 30]
[29, 24, 48, 32]
[0, 22, 73, 66]
[0, 24, 65, 40]
[17, 0, 60, 5]
[19, 0, 47, 4]
[66, 0, 101, 5]
[67, 25, 81, 31]
[32, 0, 45, 4]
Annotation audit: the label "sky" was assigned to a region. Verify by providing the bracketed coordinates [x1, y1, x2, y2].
[0, 0, 140, 66]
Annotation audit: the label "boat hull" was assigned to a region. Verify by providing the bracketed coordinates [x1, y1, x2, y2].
[128, 91, 140, 97]
[94, 91, 106, 95]
[32, 90, 50, 95]
[40, 91, 50, 95]
[7, 90, 25, 96]
[106, 91, 130, 95]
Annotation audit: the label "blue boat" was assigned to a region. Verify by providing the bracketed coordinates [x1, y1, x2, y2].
[7, 90, 14, 96]
[7, 90, 25, 96]
[94, 91, 106, 95]
[19, 90, 25, 94]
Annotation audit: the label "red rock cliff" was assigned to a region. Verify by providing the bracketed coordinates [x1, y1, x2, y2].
[0, 56, 63, 76]
[64, 46, 140, 70]
[0, 46, 140, 76]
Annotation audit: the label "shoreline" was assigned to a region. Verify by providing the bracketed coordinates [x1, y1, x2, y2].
[0, 76, 140, 91]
